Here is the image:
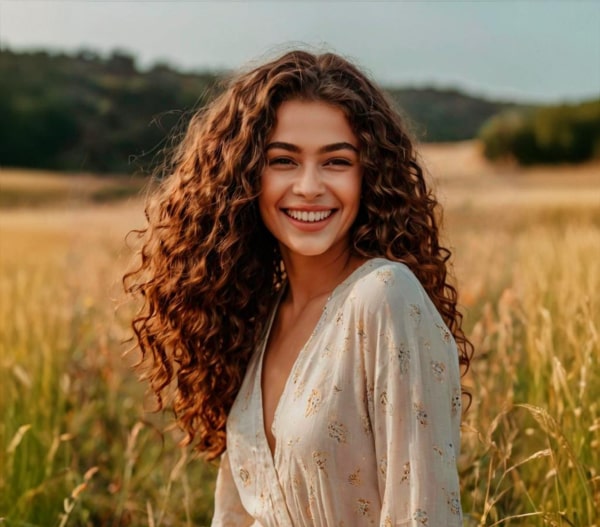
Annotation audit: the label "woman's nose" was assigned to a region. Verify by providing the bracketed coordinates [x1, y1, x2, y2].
[292, 164, 325, 199]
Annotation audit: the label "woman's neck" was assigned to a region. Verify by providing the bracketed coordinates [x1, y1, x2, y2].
[280, 246, 365, 312]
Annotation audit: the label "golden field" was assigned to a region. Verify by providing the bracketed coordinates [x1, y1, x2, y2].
[1, 141, 599, 526]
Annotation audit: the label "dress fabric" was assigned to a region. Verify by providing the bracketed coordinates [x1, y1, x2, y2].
[211, 258, 463, 527]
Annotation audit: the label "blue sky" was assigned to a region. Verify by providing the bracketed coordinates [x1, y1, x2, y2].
[1, 0, 599, 103]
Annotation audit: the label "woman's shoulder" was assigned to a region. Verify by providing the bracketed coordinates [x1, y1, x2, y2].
[345, 257, 429, 310]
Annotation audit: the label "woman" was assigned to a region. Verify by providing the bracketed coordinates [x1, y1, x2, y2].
[125, 50, 471, 526]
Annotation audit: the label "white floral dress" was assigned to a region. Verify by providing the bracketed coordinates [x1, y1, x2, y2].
[211, 258, 463, 526]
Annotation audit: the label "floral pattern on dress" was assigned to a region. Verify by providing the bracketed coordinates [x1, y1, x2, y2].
[305, 389, 323, 417]
[348, 468, 361, 486]
[413, 508, 429, 525]
[401, 461, 411, 483]
[431, 360, 446, 381]
[327, 420, 348, 443]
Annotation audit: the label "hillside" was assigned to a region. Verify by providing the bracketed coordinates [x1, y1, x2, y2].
[388, 87, 517, 142]
[0, 48, 526, 174]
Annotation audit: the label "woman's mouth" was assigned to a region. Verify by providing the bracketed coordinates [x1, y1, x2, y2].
[283, 209, 335, 223]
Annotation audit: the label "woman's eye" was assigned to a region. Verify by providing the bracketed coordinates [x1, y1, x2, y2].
[325, 158, 352, 167]
[269, 157, 296, 166]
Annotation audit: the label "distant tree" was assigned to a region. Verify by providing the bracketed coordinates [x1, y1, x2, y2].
[479, 99, 600, 165]
[106, 50, 136, 76]
[76, 49, 101, 62]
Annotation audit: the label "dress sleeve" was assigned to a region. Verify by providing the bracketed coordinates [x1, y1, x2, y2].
[361, 265, 463, 526]
[211, 450, 254, 527]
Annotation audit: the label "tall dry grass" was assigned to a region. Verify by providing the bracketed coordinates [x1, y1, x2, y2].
[452, 218, 599, 526]
[1, 149, 599, 525]
[0, 205, 216, 526]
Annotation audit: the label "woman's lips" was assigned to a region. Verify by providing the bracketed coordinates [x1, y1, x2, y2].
[283, 208, 335, 223]
[281, 208, 337, 230]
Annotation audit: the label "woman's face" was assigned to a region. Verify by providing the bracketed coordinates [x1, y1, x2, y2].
[258, 99, 362, 261]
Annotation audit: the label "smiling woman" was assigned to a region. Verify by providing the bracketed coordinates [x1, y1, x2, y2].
[124, 50, 473, 526]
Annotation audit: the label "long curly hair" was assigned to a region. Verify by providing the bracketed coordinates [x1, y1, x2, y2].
[124, 50, 473, 461]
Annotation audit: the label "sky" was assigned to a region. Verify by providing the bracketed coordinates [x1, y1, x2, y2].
[1, 0, 599, 104]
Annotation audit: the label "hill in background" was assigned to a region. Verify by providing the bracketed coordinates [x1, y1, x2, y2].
[1, 48, 521, 174]
[388, 87, 519, 142]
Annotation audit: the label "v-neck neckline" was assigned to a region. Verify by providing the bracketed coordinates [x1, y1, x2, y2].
[256, 257, 381, 463]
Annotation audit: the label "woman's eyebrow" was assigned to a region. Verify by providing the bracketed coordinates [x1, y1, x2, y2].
[265, 141, 301, 153]
[319, 142, 359, 154]
[265, 141, 359, 154]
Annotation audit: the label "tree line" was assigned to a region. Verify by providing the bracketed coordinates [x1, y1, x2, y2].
[0, 49, 219, 173]
[1, 48, 597, 174]
[0, 48, 517, 174]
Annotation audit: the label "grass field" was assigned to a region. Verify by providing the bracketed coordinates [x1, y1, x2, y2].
[1, 142, 599, 526]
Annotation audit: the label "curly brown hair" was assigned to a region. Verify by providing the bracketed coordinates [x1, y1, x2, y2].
[124, 50, 473, 461]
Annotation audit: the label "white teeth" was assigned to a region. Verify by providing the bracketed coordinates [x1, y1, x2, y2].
[286, 209, 333, 222]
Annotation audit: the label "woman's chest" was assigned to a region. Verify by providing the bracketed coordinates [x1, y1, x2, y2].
[273, 331, 372, 448]
[230, 316, 373, 459]
[261, 298, 329, 449]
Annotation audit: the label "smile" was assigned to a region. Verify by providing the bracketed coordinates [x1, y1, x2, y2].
[284, 209, 335, 223]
